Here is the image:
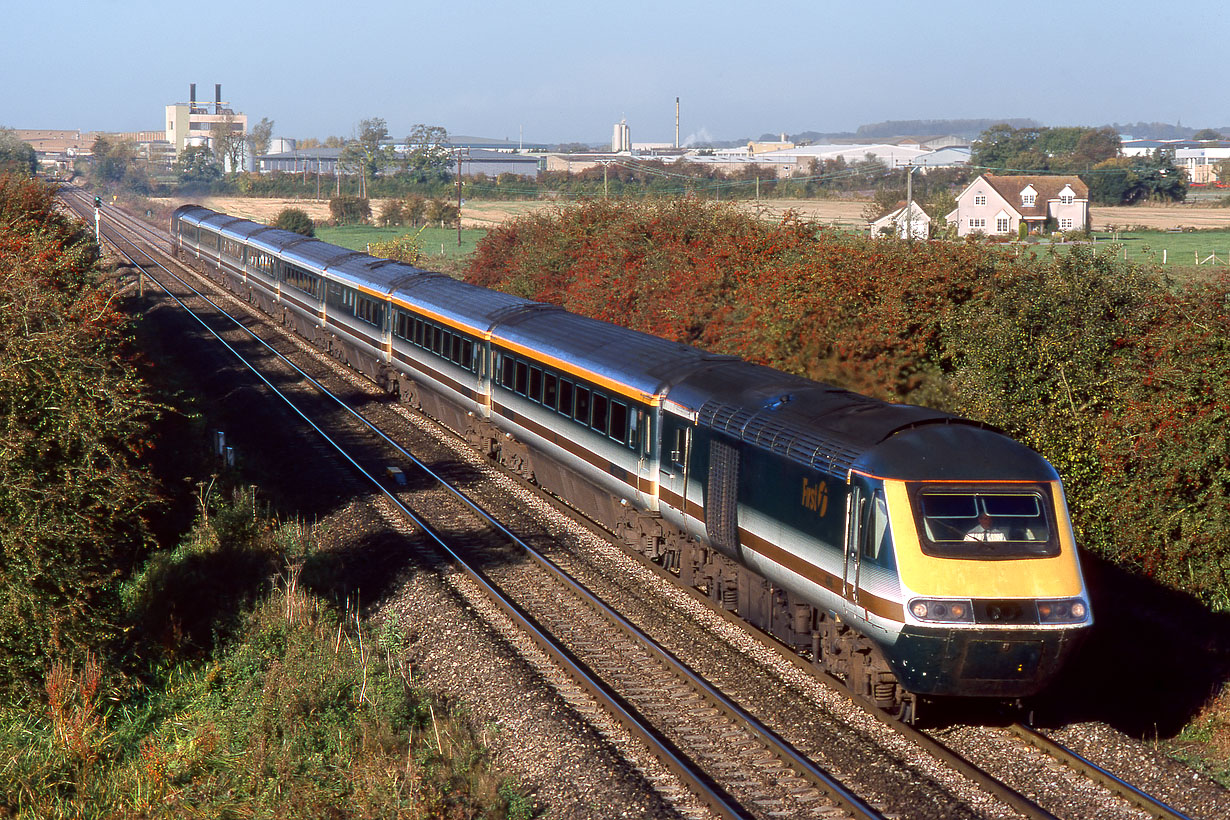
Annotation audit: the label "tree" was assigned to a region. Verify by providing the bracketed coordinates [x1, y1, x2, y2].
[0, 128, 36, 176]
[1193, 128, 1224, 140]
[1092, 149, 1189, 204]
[329, 195, 370, 225]
[1068, 128, 1121, 167]
[175, 145, 223, 188]
[273, 207, 315, 236]
[378, 199, 404, 226]
[341, 118, 393, 198]
[862, 186, 902, 222]
[423, 198, 459, 228]
[87, 137, 149, 194]
[401, 194, 426, 227]
[0, 175, 158, 688]
[1215, 158, 1230, 185]
[971, 124, 1120, 174]
[972, 124, 1038, 168]
[210, 114, 244, 173]
[249, 117, 275, 159]
[406, 124, 453, 173]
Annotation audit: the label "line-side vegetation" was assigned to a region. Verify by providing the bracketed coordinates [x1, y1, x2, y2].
[468, 197, 1230, 610]
[466, 196, 1230, 781]
[0, 175, 531, 819]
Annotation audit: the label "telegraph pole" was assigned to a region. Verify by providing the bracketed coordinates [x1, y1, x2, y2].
[896, 160, 918, 242]
[456, 147, 464, 247]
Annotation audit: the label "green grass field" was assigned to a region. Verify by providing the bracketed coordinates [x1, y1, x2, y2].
[316, 224, 486, 261]
[1089, 229, 1230, 269]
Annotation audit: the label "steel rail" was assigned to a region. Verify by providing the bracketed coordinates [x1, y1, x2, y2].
[92, 194, 1194, 820]
[73, 196, 886, 820]
[1009, 723, 1193, 820]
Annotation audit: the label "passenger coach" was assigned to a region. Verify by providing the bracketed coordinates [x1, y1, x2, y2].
[171, 204, 1092, 715]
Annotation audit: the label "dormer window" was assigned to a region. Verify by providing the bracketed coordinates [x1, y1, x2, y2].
[1059, 186, 1075, 205]
[1021, 185, 1036, 207]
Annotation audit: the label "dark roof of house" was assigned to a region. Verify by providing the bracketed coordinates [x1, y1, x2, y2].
[981, 174, 1089, 218]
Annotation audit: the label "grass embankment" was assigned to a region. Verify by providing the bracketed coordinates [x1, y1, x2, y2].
[1089, 228, 1230, 273]
[316, 224, 486, 262]
[1, 489, 532, 819]
[0, 175, 530, 818]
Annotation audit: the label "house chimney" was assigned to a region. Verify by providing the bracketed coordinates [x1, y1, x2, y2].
[215, 84, 222, 114]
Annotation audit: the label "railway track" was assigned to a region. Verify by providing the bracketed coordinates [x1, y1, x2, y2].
[63, 190, 1218, 820]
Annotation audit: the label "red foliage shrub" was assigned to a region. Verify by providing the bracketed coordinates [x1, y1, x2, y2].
[467, 199, 1230, 607]
[467, 198, 1013, 405]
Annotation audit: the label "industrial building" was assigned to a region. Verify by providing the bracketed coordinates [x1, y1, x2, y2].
[165, 84, 247, 169]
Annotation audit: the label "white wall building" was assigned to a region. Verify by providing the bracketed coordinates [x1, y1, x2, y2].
[165, 83, 248, 169]
[611, 119, 631, 153]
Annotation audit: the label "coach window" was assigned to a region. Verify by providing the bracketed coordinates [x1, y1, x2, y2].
[558, 378, 574, 417]
[609, 400, 629, 445]
[591, 392, 608, 435]
[499, 355, 515, 390]
[863, 490, 892, 566]
[514, 360, 528, 396]
[529, 367, 543, 403]
[543, 373, 558, 410]
[573, 386, 591, 426]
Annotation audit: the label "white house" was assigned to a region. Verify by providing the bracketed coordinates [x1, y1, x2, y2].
[870, 201, 931, 240]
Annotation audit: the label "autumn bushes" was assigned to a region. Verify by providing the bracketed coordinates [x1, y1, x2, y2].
[466, 197, 1230, 609]
[0, 175, 158, 688]
[468, 198, 1007, 405]
[0, 177, 532, 817]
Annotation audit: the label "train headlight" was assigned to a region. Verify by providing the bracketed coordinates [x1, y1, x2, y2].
[1036, 598, 1090, 624]
[908, 598, 975, 623]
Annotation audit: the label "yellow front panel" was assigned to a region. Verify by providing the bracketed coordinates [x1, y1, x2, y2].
[884, 480, 1085, 599]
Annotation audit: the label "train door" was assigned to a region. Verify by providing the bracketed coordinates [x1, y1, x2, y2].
[659, 416, 690, 519]
[844, 483, 863, 606]
[635, 408, 658, 511]
[845, 476, 890, 622]
[843, 476, 874, 620]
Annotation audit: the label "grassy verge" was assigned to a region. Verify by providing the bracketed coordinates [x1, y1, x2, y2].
[0, 488, 532, 819]
[1165, 684, 1230, 787]
[1088, 228, 1230, 270]
[317, 224, 487, 261]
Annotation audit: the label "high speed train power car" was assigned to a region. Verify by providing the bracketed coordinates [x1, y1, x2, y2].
[171, 204, 1092, 717]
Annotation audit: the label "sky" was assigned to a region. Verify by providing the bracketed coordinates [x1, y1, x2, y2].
[4, 0, 1228, 145]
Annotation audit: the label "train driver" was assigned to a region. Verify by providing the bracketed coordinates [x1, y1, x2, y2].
[965, 511, 1007, 542]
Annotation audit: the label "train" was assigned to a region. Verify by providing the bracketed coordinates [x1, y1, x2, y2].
[170, 204, 1092, 717]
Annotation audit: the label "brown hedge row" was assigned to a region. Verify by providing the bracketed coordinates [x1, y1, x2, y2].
[466, 198, 1230, 609]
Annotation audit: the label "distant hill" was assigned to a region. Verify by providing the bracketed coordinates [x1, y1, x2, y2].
[1108, 121, 1229, 139]
[854, 119, 1040, 139]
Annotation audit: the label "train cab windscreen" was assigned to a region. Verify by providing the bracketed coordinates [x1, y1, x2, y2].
[915, 490, 1059, 559]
